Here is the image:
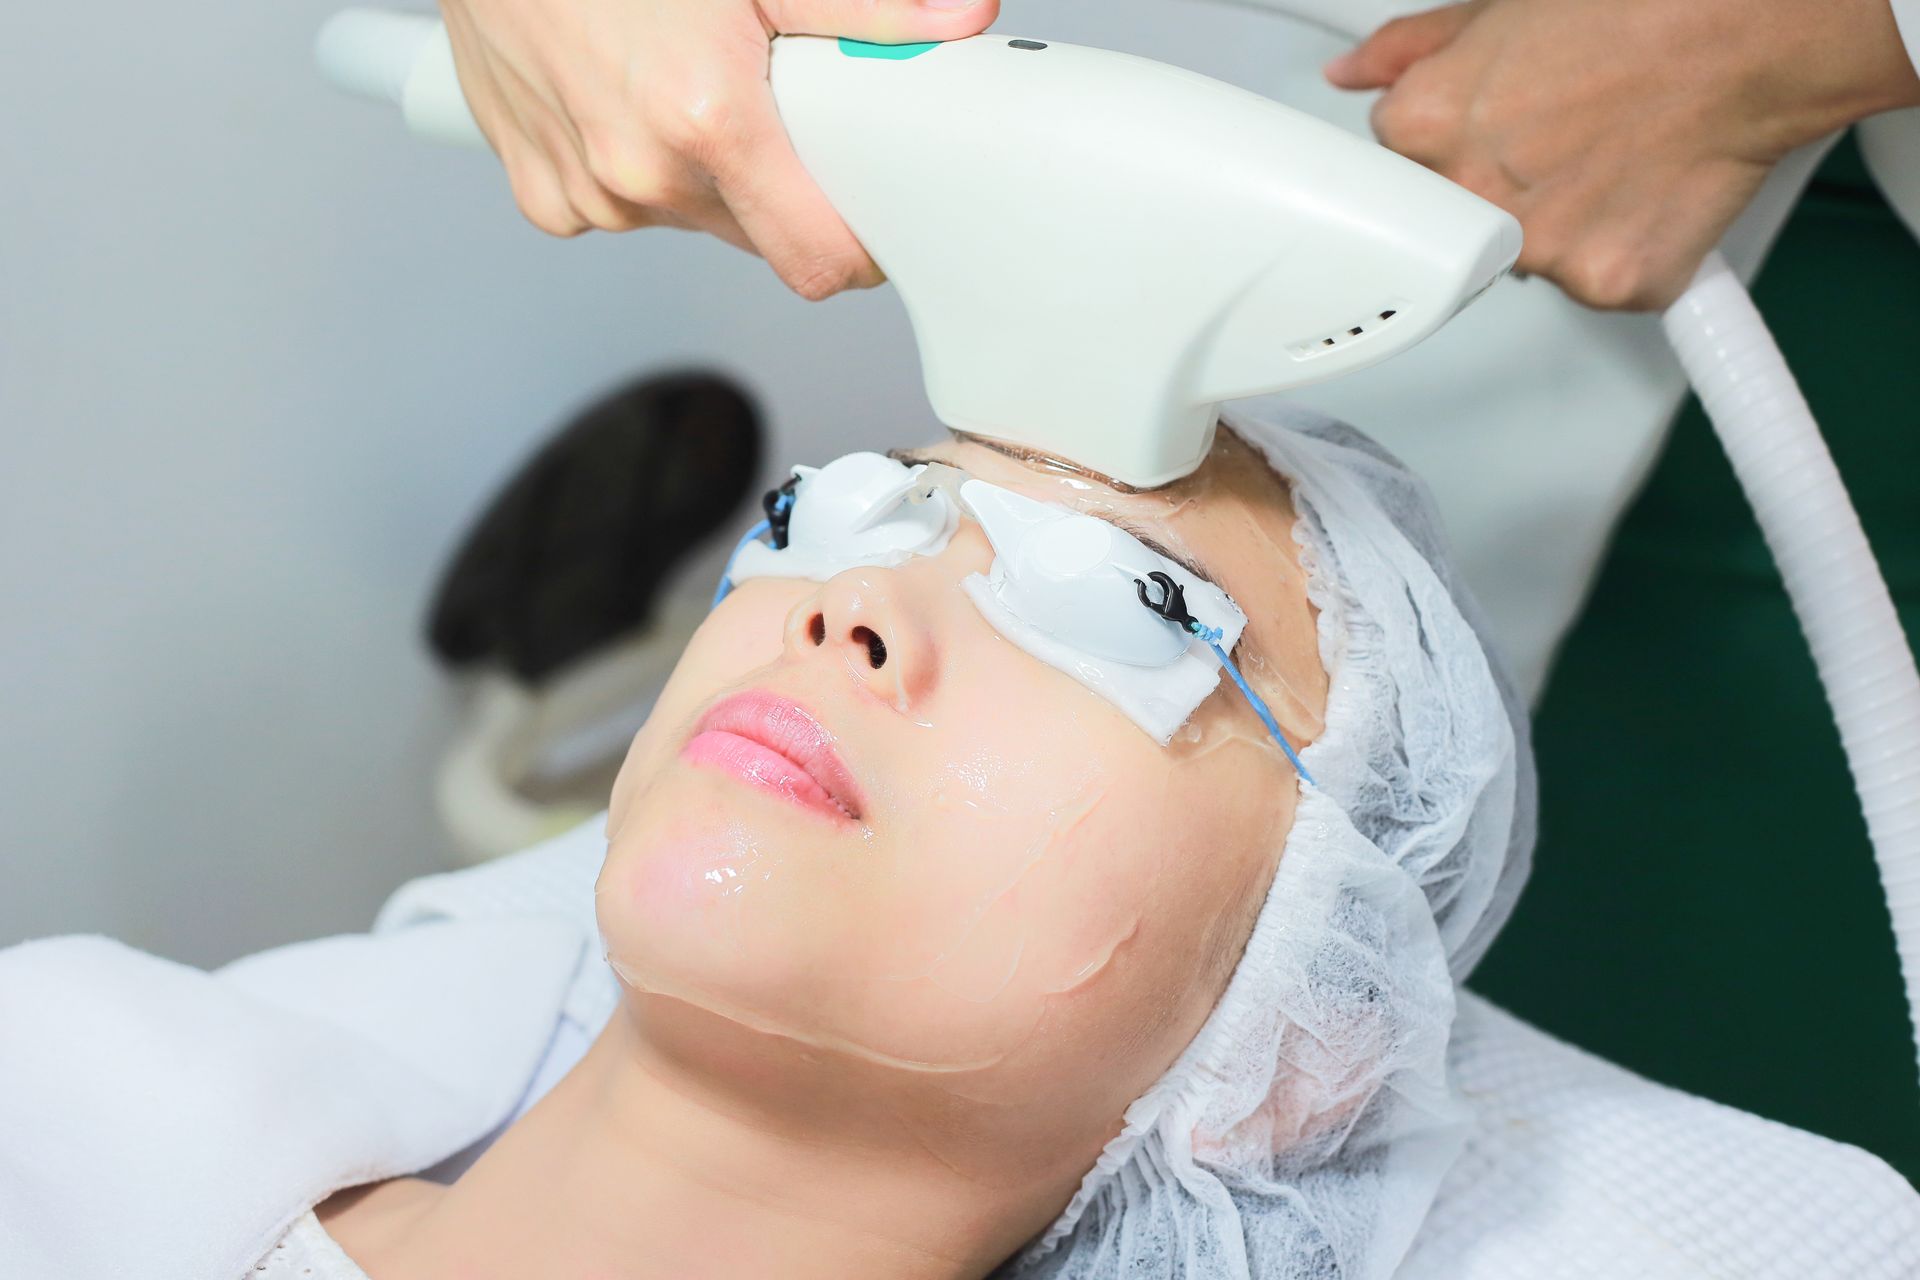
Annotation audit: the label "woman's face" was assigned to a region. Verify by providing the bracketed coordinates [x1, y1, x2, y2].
[599, 427, 1326, 1146]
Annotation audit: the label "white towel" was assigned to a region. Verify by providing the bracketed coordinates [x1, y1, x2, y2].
[0, 911, 585, 1279]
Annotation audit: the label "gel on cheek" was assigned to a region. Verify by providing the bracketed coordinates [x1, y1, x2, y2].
[861, 751, 1041, 981]
[622, 816, 777, 957]
[1042, 917, 1142, 996]
[602, 805, 1032, 1074]
[879, 758, 1144, 1021]
[1167, 704, 1286, 768]
[1238, 647, 1326, 743]
[1016, 791, 1146, 999]
[912, 785, 1106, 1004]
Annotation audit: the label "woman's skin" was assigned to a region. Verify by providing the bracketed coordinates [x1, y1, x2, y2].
[318, 427, 1328, 1279]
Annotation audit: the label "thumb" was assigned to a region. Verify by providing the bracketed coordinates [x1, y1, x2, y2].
[1324, 4, 1476, 90]
[758, 0, 1001, 44]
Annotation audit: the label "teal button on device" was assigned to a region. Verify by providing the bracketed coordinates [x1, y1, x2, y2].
[837, 38, 940, 60]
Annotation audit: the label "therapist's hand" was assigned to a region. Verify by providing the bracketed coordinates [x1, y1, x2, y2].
[440, 0, 998, 299]
[1326, 0, 1920, 310]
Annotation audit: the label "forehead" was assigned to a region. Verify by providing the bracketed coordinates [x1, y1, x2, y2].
[910, 431, 1299, 608]
[912, 429, 1329, 737]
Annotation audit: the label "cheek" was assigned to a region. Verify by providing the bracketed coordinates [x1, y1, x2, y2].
[1020, 711, 1289, 1062]
[867, 635, 1280, 1011]
[861, 670, 1174, 1012]
[847, 676, 1120, 992]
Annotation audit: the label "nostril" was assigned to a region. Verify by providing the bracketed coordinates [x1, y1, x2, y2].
[851, 626, 887, 669]
[808, 613, 826, 646]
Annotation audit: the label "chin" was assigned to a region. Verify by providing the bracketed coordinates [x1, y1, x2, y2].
[596, 803, 837, 1009]
[600, 857, 1048, 1073]
[599, 782, 1065, 1074]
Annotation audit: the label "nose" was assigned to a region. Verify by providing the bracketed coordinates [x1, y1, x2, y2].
[786, 569, 935, 710]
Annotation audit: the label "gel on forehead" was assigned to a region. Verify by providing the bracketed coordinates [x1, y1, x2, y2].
[731, 452, 957, 584]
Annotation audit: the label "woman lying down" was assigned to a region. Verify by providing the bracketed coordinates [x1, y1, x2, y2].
[6, 404, 1910, 1279]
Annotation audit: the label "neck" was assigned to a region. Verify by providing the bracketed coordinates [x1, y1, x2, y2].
[341, 996, 1068, 1280]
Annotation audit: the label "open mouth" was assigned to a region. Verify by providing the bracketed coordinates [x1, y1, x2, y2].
[682, 691, 866, 825]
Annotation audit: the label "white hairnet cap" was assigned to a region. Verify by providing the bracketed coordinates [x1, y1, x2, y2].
[1005, 400, 1537, 1279]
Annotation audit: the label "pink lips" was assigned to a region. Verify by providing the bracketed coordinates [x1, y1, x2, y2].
[682, 691, 866, 824]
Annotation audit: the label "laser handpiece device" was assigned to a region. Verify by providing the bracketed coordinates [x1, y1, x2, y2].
[315, 12, 1520, 489]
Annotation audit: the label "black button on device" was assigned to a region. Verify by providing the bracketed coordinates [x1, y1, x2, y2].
[1008, 39, 1048, 51]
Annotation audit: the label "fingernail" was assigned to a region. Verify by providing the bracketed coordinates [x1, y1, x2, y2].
[1322, 52, 1355, 81]
[923, 0, 980, 9]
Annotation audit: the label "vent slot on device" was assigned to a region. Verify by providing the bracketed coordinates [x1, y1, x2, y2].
[1296, 307, 1403, 359]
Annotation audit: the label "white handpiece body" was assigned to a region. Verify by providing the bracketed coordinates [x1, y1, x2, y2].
[315, 14, 1518, 487]
[772, 36, 1517, 486]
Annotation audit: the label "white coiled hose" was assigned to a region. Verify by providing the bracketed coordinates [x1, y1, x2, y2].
[1248, 0, 1920, 1088]
[1665, 256, 1920, 1076]
[315, 8, 1920, 1086]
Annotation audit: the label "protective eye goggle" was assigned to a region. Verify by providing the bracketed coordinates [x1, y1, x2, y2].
[711, 453, 1311, 783]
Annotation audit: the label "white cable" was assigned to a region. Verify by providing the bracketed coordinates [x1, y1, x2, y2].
[1665, 252, 1920, 1082]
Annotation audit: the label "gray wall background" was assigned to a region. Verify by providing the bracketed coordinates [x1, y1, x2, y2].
[4, 1, 1691, 967]
[0, 1, 1374, 966]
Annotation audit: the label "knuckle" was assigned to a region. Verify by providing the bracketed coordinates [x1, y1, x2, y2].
[784, 256, 860, 302]
[1559, 240, 1651, 310]
[1494, 125, 1563, 190]
[530, 208, 586, 238]
[508, 170, 584, 238]
[651, 83, 742, 168]
[1371, 81, 1458, 158]
[1465, 76, 1533, 136]
[559, 176, 631, 232]
[1511, 222, 1562, 283]
[602, 206, 651, 232]
[1440, 162, 1500, 206]
[579, 129, 672, 207]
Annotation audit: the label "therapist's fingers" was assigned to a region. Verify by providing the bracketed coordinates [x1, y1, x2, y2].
[707, 92, 884, 298]
[436, 0, 1003, 296]
[1328, 0, 1920, 311]
[443, 5, 589, 236]
[1517, 154, 1771, 310]
[1324, 4, 1478, 90]
[486, 45, 663, 233]
[730, 0, 999, 295]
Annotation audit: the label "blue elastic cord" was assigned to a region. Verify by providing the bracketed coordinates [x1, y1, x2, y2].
[1189, 621, 1316, 786]
[711, 517, 773, 609]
